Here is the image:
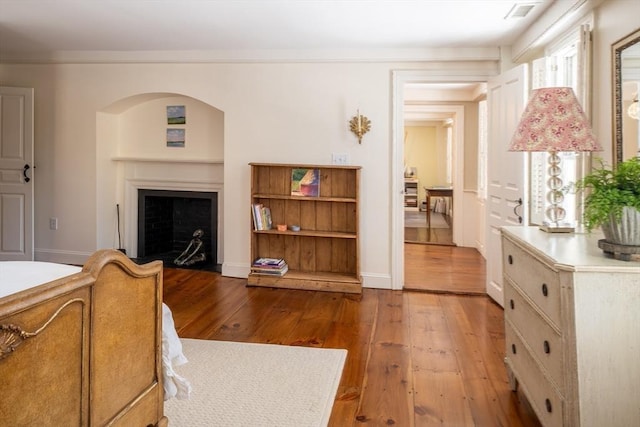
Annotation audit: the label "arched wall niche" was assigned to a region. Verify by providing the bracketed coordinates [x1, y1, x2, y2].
[102, 92, 224, 159]
[96, 92, 225, 263]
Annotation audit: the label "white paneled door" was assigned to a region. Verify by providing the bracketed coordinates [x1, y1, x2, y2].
[485, 65, 528, 306]
[0, 87, 34, 261]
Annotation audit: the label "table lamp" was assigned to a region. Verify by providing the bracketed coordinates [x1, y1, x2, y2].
[509, 87, 602, 232]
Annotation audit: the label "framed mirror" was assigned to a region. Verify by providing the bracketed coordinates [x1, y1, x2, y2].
[613, 28, 640, 164]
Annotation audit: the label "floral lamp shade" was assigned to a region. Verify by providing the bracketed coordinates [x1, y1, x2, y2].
[509, 87, 602, 233]
[509, 87, 602, 153]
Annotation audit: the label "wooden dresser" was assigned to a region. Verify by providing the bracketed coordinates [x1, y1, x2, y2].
[501, 227, 640, 427]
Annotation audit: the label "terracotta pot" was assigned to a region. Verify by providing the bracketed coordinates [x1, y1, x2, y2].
[601, 206, 640, 246]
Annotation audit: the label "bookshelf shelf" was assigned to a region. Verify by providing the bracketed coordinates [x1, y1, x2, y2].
[247, 269, 361, 293]
[249, 163, 362, 294]
[404, 179, 419, 211]
[252, 229, 357, 239]
[252, 194, 357, 203]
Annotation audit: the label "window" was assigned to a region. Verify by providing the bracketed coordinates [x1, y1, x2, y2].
[529, 23, 592, 228]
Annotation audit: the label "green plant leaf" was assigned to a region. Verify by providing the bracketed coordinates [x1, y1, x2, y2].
[576, 157, 640, 231]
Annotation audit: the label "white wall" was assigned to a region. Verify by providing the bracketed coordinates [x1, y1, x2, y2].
[1, 61, 492, 287]
[592, 0, 640, 164]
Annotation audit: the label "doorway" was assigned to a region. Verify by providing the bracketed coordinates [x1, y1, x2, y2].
[393, 77, 488, 292]
[0, 86, 34, 261]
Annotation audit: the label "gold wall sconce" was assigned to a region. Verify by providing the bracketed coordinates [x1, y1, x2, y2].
[349, 110, 371, 144]
[628, 96, 639, 120]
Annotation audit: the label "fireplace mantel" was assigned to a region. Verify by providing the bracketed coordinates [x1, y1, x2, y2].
[118, 158, 224, 260]
[112, 156, 223, 165]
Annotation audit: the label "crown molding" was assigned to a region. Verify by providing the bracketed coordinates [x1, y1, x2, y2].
[511, 0, 604, 63]
[0, 47, 501, 65]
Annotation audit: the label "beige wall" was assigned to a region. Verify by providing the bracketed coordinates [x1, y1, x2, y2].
[592, 0, 640, 164]
[404, 124, 440, 207]
[2, 60, 493, 287]
[116, 96, 224, 160]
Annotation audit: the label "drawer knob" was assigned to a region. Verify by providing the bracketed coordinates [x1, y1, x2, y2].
[508, 255, 513, 265]
[511, 344, 517, 354]
[510, 299, 515, 310]
[544, 340, 551, 354]
[545, 398, 553, 413]
[542, 283, 548, 297]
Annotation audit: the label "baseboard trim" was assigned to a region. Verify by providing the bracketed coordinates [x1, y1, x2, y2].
[35, 249, 92, 266]
[222, 262, 250, 278]
[361, 272, 393, 290]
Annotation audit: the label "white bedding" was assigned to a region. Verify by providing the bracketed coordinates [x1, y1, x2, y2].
[0, 261, 83, 298]
[162, 303, 192, 400]
[0, 261, 191, 401]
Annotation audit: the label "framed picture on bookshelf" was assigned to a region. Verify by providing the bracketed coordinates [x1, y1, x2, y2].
[291, 168, 320, 197]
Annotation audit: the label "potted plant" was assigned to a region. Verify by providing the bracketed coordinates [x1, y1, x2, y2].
[577, 156, 640, 246]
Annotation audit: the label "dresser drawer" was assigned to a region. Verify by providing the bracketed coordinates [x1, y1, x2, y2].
[505, 281, 564, 391]
[502, 238, 561, 328]
[505, 322, 564, 427]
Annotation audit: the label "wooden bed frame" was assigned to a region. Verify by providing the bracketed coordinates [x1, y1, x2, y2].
[0, 250, 167, 426]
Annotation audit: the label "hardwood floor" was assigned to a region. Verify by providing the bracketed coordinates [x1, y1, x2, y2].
[404, 244, 486, 294]
[404, 212, 453, 245]
[163, 250, 541, 426]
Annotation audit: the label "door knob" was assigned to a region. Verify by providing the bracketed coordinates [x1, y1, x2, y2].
[507, 197, 523, 224]
[23, 164, 31, 183]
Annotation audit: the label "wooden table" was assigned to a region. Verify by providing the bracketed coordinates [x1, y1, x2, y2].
[425, 187, 453, 229]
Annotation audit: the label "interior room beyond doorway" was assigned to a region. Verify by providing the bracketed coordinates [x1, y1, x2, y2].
[403, 117, 454, 246]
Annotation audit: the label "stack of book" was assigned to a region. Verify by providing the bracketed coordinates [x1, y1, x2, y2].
[251, 257, 288, 276]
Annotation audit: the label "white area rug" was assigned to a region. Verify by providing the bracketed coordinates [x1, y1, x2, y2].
[164, 339, 347, 427]
[405, 211, 449, 228]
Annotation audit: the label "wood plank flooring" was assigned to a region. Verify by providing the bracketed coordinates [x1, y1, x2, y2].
[404, 212, 453, 245]
[404, 244, 486, 294]
[163, 248, 540, 427]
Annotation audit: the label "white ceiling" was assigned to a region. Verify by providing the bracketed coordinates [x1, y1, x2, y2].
[0, 0, 553, 62]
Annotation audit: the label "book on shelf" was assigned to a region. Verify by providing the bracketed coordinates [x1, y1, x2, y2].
[251, 257, 288, 276]
[263, 207, 272, 230]
[251, 203, 262, 230]
[251, 264, 289, 276]
[252, 257, 285, 267]
[251, 263, 288, 272]
[251, 203, 272, 230]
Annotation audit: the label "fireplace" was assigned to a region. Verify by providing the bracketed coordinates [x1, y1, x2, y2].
[137, 189, 219, 271]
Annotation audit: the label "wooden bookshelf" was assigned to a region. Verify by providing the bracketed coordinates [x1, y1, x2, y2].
[404, 179, 419, 211]
[248, 163, 362, 294]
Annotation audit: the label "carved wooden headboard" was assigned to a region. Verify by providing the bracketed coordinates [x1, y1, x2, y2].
[0, 250, 167, 427]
